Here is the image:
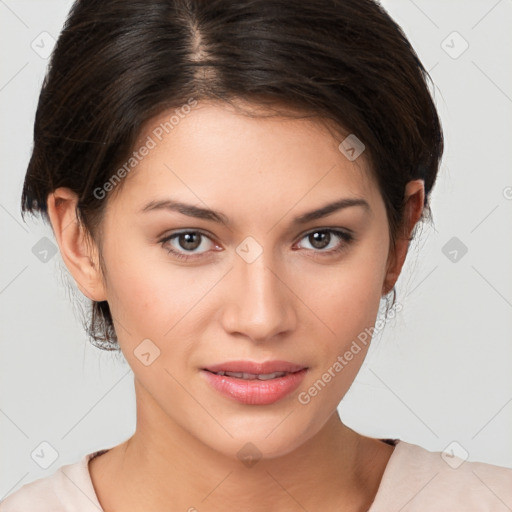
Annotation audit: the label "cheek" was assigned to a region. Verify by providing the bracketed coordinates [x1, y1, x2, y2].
[98, 236, 178, 339]
[293, 265, 383, 413]
[304, 257, 386, 338]
[295, 240, 387, 378]
[305, 281, 379, 385]
[103, 245, 223, 351]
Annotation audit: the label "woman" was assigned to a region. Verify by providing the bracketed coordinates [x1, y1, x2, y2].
[2, 0, 511, 510]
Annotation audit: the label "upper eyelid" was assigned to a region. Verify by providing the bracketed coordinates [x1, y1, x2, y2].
[160, 229, 218, 245]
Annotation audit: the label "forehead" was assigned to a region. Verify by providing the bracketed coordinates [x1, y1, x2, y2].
[108, 100, 378, 213]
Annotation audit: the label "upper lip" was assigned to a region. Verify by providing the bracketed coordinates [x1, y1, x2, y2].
[203, 360, 307, 374]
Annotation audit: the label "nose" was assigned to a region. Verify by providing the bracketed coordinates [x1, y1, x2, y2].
[220, 247, 296, 343]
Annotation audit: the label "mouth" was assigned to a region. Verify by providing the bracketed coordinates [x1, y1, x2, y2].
[201, 360, 308, 405]
[205, 370, 292, 380]
[203, 360, 306, 375]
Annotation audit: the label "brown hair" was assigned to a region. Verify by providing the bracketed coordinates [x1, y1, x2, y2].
[21, 0, 443, 350]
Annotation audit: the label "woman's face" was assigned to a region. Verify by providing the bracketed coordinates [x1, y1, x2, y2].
[95, 100, 396, 458]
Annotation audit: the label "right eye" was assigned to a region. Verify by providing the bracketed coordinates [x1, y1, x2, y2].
[159, 230, 222, 261]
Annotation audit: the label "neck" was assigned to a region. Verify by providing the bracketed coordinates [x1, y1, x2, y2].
[91, 381, 391, 512]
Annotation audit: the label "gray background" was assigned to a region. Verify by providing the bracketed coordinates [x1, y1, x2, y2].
[1, 0, 511, 498]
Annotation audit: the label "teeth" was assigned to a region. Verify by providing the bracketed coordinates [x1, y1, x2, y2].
[214, 370, 288, 380]
[257, 371, 287, 380]
[226, 371, 246, 378]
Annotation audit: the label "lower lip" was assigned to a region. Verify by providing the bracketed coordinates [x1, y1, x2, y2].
[201, 369, 308, 405]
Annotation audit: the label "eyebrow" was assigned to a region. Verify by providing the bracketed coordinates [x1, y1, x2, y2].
[139, 196, 370, 226]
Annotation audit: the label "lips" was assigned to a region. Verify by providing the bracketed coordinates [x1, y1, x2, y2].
[201, 360, 308, 405]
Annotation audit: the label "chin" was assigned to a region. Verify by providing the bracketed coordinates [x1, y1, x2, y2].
[196, 412, 323, 463]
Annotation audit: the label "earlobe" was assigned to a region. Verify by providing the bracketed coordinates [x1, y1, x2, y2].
[46, 188, 107, 302]
[381, 179, 425, 296]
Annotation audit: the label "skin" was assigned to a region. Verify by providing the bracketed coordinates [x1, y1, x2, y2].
[47, 99, 424, 512]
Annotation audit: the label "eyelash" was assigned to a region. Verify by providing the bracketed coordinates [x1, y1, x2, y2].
[159, 228, 354, 262]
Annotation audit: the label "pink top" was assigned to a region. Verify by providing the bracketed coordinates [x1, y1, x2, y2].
[1, 439, 511, 511]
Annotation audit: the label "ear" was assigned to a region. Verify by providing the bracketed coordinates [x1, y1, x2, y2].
[382, 179, 425, 296]
[47, 187, 107, 302]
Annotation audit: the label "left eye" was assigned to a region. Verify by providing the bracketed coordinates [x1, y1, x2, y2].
[296, 229, 353, 253]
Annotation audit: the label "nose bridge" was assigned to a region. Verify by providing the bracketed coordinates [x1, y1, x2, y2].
[222, 241, 294, 341]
